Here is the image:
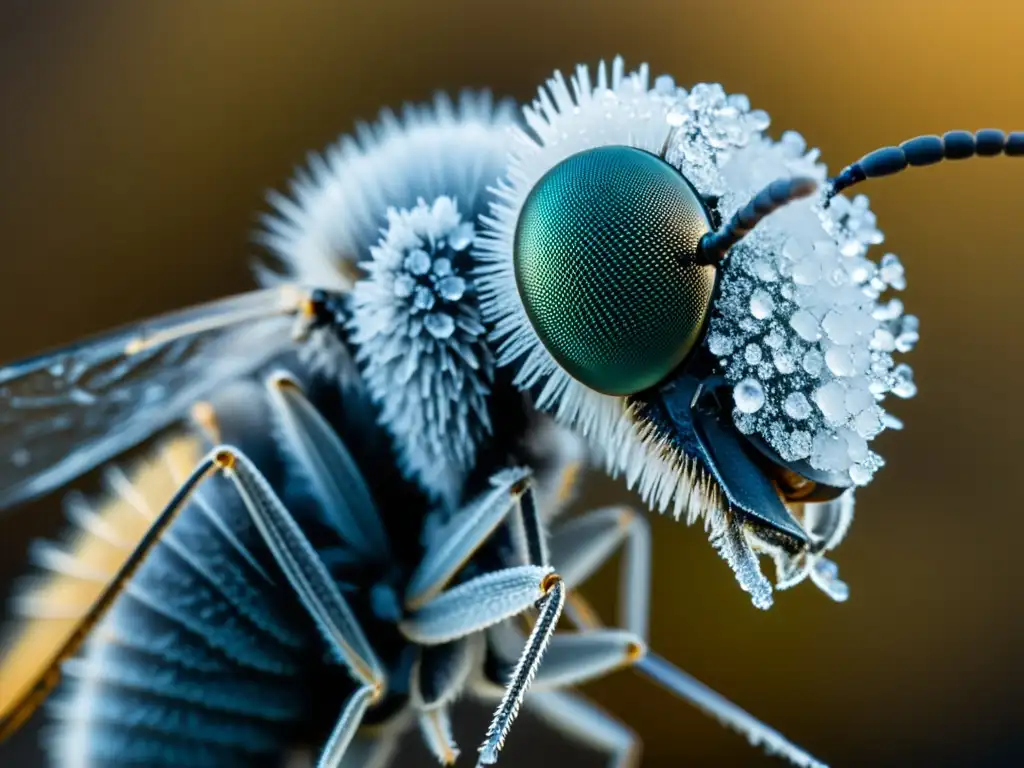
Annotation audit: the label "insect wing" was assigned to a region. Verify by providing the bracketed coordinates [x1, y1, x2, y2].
[0, 286, 307, 511]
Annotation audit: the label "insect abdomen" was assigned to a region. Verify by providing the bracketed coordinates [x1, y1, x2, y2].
[7, 428, 332, 767]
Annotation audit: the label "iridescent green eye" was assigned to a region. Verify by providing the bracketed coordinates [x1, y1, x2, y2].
[513, 145, 718, 396]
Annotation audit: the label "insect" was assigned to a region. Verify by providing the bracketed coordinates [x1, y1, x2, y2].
[0, 56, 1018, 767]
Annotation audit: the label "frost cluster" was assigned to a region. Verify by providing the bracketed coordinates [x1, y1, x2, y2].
[649, 77, 917, 486]
[349, 196, 492, 504]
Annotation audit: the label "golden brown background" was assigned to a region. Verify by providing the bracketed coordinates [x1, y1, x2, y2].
[1, 1, 1022, 766]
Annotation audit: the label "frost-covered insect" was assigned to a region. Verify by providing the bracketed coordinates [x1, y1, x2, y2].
[0, 56, 1020, 767]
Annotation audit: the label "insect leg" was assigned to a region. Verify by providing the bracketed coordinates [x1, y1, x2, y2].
[264, 372, 391, 562]
[199, 446, 389, 767]
[398, 561, 566, 766]
[548, 505, 651, 640]
[290, 711, 412, 768]
[337, 724, 408, 768]
[479, 620, 643, 693]
[315, 684, 378, 768]
[476, 574, 564, 766]
[404, 468, 535, 610]
[212, 446, 384, 693]
[399, 564, 556, 645]
[551, 508, 827, 768]
[416, 705, 460, 766]
[527, 689, 641, 768]
[411, 636, 483, 766]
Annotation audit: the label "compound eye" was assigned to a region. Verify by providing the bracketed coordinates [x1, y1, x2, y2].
[513, 145, 718, 396]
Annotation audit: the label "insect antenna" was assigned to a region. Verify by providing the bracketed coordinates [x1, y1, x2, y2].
[697, 177, 819, 265]
[825, 129, 1024, 203]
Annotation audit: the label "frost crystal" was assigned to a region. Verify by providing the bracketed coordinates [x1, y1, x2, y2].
[350, 197, 492, 505]
[703, 146, 916, 485]
[649, 64, 916, 487]
[259, 91, 513, 504]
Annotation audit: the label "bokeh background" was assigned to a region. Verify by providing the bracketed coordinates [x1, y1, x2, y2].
[0, 1, 1022, 766]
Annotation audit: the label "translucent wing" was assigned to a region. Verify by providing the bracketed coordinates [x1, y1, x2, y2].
[0, 285, 312, 510]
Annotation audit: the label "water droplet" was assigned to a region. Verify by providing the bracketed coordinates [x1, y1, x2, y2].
[802, 349, 824, 376]
[881, 411, 904, 431]
[879, 253, 906, 290]
[811, 429, 852, 471]
[432, 257, 453, 277]
[748, 109, 770, 131]
[666, 107, 687, 127]
[424, 312, 455, 340]
[822, 310, 860, 345]
[854, 408, 883, 439]
[792, 259, 822, 286]
[733, 410, 757, 434]
[844, 387, 873, 415]
[733, 378, 765, 414]
[773, 348, 796, 374]
[813, 382, 847, 425]
[784, 392, 811, 420]
[654, 74, 676, 95]
[438, 275, 466, 302]
[707, 332, 733, 356]
[752, 259, 778, 282]
[825, 346, 856, 377]
[895, 330, 919, 353]
[873, 298, 903, 322]
[780, 130, 807, 155]
[891, 363, 916, 398]
[393, 274, 415, 299]
[744, 344, 763, 365]
[405, 248, 432, 276]
[789, 430, 812, 459]
[811, 558, 850, 602]
[870, 328, 895, 352]
[789, 310, 821, 342]
[765, 330, 785, 349]
[449, 222, 475, 251]
[11, 448, 29, 468]
[750, 289, 775, 320]
[849, 463, 873, 486]
[843, 430, 868, 462]
[413, 285, 436, 312]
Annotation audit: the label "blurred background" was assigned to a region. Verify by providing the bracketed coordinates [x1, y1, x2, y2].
[0, 1, 1021, 766]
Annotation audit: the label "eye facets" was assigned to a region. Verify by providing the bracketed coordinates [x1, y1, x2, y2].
[513, 146, 715, 396]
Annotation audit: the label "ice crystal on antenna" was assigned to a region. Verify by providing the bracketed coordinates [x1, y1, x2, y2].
[258, 92, 514, 502]
[349, 197, 492, 505]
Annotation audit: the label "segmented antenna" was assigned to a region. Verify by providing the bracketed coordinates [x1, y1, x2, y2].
[697, 177, 819, 265]
[826, 129, 1024, 204]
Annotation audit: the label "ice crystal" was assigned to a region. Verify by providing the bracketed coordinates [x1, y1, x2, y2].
[350, 197, 492, 506]
[259, 91, 513, 504]
[698, 142, 916, 487]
